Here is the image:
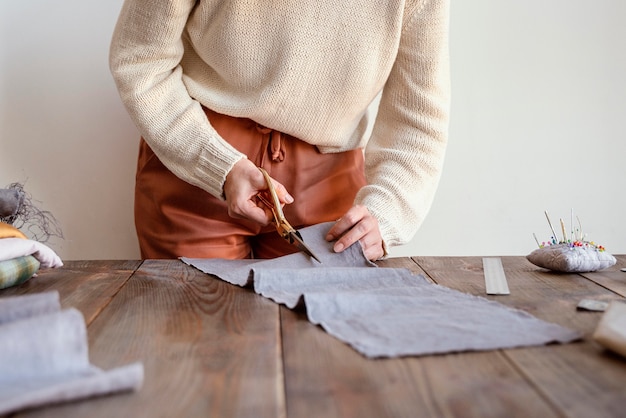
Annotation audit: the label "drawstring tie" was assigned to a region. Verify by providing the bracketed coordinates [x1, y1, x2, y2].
[256, 124, 285, 163]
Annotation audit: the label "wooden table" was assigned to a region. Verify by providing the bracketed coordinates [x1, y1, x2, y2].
[3, 256, 626, 418]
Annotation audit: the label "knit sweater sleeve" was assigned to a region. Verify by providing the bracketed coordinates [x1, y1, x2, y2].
[109, 0, 245, 199]
[355, 0, 451, 247]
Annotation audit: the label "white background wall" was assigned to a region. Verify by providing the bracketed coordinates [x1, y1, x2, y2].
[1, 1, 625, 260]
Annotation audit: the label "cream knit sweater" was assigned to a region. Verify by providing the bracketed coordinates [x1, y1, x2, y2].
[109, 0, 450, 248]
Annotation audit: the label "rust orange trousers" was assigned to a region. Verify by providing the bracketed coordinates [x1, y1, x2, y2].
[135, 108, 366, 259]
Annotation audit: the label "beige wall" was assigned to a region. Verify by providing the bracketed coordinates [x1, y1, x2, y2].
[1, 0, 625, 260]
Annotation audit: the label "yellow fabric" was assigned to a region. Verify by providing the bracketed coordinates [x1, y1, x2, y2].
[0, 222, 27, 239]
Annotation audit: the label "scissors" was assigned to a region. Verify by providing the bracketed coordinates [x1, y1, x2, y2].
[256, 167, 322, 263]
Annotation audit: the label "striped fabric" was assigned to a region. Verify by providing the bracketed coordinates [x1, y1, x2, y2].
[0, 256, 40, 289]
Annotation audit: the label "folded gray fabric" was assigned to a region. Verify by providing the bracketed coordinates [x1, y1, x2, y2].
[182, 223, 581, 358]
[0, 290, 60, 325]
[0, 291, 144, 415]
[0, 308, 90, 380]
[0, 363, 144, 416]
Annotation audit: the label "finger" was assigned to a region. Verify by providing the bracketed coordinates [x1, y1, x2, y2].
[231, 184, 292, 226]
[327, 206, 385, 260]
[360, 233, 386, 261]
[229, 184, 272, 225]
[228, 197, 270, 225]
[332, 215, 373, 253]
[269, 179, 294, 205]
[325, 205, 369, 241]
[255, 194, 281, 222]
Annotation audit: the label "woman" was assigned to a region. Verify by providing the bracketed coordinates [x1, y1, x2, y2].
[109, 0, 450, 261]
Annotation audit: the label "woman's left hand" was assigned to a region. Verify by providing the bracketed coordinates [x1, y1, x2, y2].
[325, 205, 385, 261]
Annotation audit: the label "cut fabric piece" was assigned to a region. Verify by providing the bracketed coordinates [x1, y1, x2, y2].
[0, 255, 40, 289]
[0, 291, 143, 415]
[183, 223, 581, 358]
[253, 267, 427, 308]
[181, 222, 374, 286]
[304, 285, 579, 357]
[182, 258, 263, 287]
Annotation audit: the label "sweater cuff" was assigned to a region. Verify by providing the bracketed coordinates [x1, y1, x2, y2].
[196, 141, 247, 200]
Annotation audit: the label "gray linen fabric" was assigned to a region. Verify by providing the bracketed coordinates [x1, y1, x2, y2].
[253, 267, 426, 308]
[0, 291, 60, 325]
[304, 286, 580, 357]
[181, 258, 263, 286]
[0, 188, 23, 218]
[181, 222, 375, 286]
[182, 222, 581, 358]
[0, 291, 144, 415]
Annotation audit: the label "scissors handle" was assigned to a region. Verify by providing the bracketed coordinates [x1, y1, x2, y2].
[257, 167, 322, 263]
[257, 168, 287, 225]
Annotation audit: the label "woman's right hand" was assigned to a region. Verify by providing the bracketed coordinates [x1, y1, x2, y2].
[223, 159, 293, 225]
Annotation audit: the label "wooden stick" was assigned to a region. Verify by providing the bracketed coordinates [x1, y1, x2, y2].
[545, 211, 559, 243]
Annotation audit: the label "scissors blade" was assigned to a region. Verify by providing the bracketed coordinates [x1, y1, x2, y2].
[256, 167, 322, 263]
[288, 230, 322, 264]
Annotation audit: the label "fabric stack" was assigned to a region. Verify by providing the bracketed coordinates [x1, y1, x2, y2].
[0, 187, 63, 289]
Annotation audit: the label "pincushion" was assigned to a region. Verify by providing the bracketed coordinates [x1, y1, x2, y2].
[526, 211, 616, 273]
[527, 243, 616, 273]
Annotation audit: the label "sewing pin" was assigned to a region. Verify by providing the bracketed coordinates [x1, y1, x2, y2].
[570, 208, 574, 242]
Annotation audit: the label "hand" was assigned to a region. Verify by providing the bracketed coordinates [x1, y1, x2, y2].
[223, 159, 293, 225]
[325, 205, 385, 261]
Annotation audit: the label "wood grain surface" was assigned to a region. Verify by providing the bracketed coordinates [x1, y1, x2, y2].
[4, 256, 626, 418]
[412, 255, 626, 418]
